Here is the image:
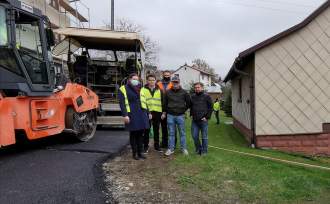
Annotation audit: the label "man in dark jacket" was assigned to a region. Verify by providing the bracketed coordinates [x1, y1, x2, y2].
[190, 82, 213, 155]
[163, 76, 191, 156]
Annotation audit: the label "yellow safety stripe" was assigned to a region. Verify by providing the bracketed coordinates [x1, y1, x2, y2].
[120, 85, 147, 112]
[119, 86, 130, 112]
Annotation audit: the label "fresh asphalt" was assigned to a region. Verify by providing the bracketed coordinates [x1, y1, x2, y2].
[0, 129, 129, 204]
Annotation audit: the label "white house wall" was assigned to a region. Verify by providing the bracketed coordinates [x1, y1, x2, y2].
[232, 61, 254, 129]
[255, 7, 330, 135]
[175, 66, 200, 90]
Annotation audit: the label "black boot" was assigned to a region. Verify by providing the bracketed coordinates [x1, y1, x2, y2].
[133, 153, 140, 160]
[138, 153, 146, 160]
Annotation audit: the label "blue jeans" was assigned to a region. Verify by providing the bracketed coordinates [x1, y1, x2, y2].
[167, 114, 186, 151]
[191, 120, 208, 154]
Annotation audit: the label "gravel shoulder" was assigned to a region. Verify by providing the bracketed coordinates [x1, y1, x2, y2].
[103, 144, 205, 204]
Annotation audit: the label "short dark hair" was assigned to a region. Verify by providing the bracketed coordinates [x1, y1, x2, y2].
[163, 70, 171, 74]
[147, 74, 156, 80]
[194, 82, 204, 87]
[128, 73, 138, 79]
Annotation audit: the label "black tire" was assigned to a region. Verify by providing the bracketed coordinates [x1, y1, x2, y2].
[65, 107, 97, 142]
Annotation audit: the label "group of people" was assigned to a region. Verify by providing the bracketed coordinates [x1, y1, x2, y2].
[118, 70, 221, 160]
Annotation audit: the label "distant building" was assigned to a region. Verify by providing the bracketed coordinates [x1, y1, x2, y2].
[21, 0, 89, 70]
[142, 65, 160, 83]
[224, 1, 330, 156]
[206, 83, 222, 101]
[173, 63, 213, 90]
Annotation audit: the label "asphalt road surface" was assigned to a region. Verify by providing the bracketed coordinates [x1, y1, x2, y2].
[0, 129, 129, 204]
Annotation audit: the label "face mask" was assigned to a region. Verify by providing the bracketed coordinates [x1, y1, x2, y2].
[130, 79, 140, 86]
[163, 77, 171, 82]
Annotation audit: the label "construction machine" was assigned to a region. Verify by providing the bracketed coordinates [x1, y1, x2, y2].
[52, 27, 145, 127]
[0, 0, 99, 148]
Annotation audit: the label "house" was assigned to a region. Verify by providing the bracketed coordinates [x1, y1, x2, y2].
[173, 64, 213, 90]
[206, 83, 223, 101]
[21, 0, 89, 71]
[21, 0, 89, 29]
[224, 1, 330, 156]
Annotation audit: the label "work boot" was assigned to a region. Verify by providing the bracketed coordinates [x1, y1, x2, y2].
[132, 152, 140, 160]
[155, 147, 163, 153]
[138, 154, 146, 160]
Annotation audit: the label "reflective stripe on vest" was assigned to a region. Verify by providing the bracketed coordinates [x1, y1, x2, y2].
[140, 90, 148, 110]
[120, 86, 147, 113]
[119, 86, 131, 113]
[141, 87, 162, 112]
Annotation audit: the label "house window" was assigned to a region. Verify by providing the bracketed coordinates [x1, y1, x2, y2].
[48, 0, 59, 10]
[238, 78, 242, 103]
[202, 74, 204, 80]
[175, 74, 179, 77]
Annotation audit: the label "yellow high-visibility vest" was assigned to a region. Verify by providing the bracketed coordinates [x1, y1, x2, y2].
[119, 85, 147, 113]
[140, 87, 162, 112]
[213, 101, 220, 111]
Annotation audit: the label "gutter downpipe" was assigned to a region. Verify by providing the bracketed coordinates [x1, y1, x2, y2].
[233, 58, 256, 148]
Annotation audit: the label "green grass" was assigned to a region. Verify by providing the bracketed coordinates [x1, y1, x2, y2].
[170, 112, 330, 203]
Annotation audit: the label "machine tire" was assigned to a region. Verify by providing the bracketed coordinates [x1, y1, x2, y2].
[65, 107, 97, 142]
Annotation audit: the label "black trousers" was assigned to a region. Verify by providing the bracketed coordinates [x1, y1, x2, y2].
[160, 116, 169, 148]
[144, 112, 162, 150]
[215, 111, 220, 124]
[130, 130, 144, 156]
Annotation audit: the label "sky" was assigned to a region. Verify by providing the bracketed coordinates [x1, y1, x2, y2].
[77, 0, 326, 78]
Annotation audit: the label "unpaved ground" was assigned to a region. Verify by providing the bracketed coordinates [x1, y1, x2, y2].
[102, 144, 208, 204]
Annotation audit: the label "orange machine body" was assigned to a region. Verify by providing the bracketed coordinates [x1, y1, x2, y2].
[0, 83, 99, 147]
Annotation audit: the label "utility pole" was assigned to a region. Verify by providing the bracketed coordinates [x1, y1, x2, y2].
[111, 0, 114, 30]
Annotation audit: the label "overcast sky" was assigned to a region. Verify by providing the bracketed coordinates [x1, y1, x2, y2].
[78, 0, 326, 77]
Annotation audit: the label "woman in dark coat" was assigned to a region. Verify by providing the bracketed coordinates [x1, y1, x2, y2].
[118, 73, 150, 160]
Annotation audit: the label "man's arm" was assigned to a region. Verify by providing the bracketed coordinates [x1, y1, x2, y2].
[118, 89, 128, 117]
[205, 95, 213, 119]
[185, 91, 191, 110]
[161, 91, 168, 120]
[163, 91, 168, 113]
[161, 90, 166, 112]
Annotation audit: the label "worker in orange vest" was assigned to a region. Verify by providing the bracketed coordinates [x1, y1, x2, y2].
[157, 70, 173, 92]
[157, 70, 173, 149]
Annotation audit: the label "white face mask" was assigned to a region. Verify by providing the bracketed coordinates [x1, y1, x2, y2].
[130, 79, 140, 86]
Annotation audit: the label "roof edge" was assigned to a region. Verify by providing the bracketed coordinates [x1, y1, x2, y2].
[224, 0, 329, 82]
[174, 64, 215, 76]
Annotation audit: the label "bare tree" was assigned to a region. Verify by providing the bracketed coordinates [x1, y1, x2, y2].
[192, 58, 220, 83]
[192, 58, 210, 71]
[105, 18, 159, 66]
